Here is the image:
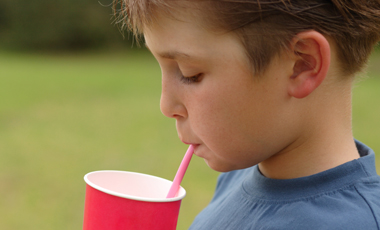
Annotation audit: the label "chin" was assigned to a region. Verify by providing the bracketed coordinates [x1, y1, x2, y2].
[204, 159, 239, 173]
[205, 158, 257, 173]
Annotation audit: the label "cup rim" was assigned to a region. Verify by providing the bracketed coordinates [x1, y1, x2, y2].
[84, 170, 186, 202]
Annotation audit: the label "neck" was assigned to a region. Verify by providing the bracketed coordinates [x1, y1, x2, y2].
[259, 79, 360, 179]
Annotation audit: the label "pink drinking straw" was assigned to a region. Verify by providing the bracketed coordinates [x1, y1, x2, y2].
[166, 144, 195, 198]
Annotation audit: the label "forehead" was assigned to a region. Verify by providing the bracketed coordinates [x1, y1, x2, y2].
[144, 13, 207, 52]
[143, 12, 246, 63]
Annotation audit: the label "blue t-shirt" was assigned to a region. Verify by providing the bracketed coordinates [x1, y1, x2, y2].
[190, 140, 380, 229]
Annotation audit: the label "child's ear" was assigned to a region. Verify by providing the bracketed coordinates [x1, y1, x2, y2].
[287, 31, 331, 99]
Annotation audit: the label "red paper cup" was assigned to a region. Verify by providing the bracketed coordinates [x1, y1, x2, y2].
[83, 170, 186, 230]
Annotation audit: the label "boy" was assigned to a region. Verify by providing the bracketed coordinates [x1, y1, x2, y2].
[114, 0, 380, 229]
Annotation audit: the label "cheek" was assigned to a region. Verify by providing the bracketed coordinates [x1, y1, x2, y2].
[188, 81, 290, 159]
[189, 88, 257, 150]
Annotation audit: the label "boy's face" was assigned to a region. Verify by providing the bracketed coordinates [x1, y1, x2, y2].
[144, 12, 298, 172]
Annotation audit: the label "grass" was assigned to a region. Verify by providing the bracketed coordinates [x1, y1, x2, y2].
[0, 49, 379, 230]
[353, 50, 380, 169]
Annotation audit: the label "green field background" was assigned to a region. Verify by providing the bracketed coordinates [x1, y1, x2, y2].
[0, 50, 379, 229]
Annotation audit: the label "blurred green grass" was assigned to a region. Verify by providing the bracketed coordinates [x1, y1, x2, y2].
[0, 50, 379, 230]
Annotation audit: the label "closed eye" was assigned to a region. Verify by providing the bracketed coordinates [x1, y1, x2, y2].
[180, 73, 203, 84]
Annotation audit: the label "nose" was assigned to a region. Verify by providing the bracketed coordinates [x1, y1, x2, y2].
[160, 75, 188, 119]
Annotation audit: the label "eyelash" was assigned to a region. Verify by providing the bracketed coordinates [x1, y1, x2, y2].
[180, 73, 202, 84]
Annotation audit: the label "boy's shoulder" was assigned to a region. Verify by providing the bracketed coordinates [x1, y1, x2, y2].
[190, 140, 380, 230]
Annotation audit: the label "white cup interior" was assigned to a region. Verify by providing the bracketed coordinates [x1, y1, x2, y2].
[84, 170, 186, 202]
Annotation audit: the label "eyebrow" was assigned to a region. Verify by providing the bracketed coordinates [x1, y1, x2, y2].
[145, 43, 191, 60]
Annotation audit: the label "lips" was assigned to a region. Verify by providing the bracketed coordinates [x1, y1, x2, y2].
[182, 141, 199, 147]
[182, 141, 193, 145]
[181, 141, 200, 151]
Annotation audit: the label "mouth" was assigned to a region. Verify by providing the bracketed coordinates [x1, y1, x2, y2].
[181, 141, 200, 151]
